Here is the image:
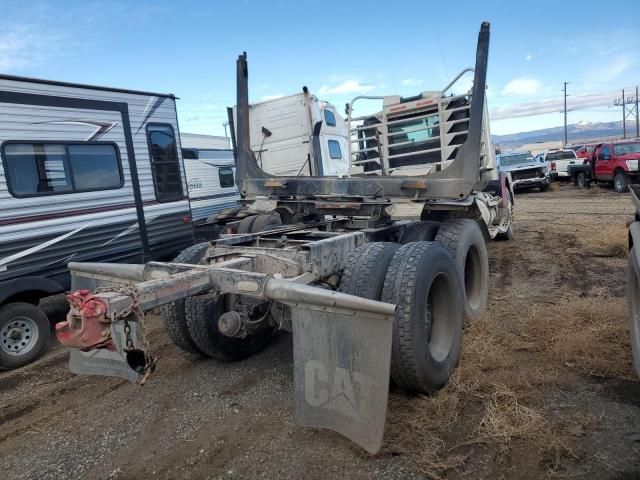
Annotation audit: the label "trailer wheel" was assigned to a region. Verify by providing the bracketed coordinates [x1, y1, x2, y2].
[251, 213, 282, 233]
[381, 242, 464, 393]
[400, 221, 441, 243]
[0, 302, 50, 370]
[184, 294, 273, 361]
[159, 242, 209, 354]
[338, 242, 400, 299]
[436, 219, 489, 322]
[237, 215, 258, 234]
[614, 171, 630, 193]
[627, 248, 640, 378]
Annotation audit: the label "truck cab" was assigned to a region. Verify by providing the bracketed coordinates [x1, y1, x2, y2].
[592, 141, 640, 192]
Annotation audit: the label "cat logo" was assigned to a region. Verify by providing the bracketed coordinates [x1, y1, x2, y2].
[304, 360, 371, 421]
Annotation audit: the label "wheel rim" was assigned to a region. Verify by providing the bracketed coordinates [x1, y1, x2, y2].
[616, 176, 623, 190]
[426, 273, 457, 362]
[464, 244, 483, 310]
[1, 316, 39, 356]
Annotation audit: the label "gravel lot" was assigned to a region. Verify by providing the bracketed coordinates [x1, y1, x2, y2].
[1, 184, 639, 479]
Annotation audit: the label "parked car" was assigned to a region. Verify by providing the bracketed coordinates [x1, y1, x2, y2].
[497, 151, 549, 192]
[567, 141, 640, 192]
[545, 149, 579, 180]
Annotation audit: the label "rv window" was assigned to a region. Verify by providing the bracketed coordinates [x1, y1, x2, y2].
[68, 144, 122, 190]
[2, 142, 123, 197]
[147, 124, 184, 202]
[219, 167, 235, 188]
[328, 140, 342, 159]
[324, 109, 337, 127]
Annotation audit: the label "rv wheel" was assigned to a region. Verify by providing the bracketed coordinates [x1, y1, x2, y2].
[381, 242, 464, 394]
[436, 219, 489, 322]
[0, 302, 50, 370]
[159, 242, 209, 354]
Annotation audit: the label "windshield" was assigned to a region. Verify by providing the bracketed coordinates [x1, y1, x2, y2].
[500, 153, 534, 166]
[614, 143, 640, 155]
[546, 151, 576, 161]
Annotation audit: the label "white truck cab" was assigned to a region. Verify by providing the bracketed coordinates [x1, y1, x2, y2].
[233, 89, 348, 177]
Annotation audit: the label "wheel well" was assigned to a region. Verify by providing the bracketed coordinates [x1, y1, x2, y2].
[614, 167, 627, 176]
[2, 290, 50, 306]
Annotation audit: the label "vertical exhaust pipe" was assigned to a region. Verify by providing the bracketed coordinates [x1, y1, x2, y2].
[236, 52, 250, 194]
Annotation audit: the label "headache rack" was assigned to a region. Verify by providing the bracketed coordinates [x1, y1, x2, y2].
[346, 69, 493, 179]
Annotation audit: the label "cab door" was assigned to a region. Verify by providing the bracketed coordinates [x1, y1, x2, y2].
[595, 144, 613, 180]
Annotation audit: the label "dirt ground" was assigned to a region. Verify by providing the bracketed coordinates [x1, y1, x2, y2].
[2, 184, 640, 480]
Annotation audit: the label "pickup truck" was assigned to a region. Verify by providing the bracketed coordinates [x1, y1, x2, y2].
[497, 151, 549, 192]
[567, 141, 640, 192]
[546, 149, 579, 180]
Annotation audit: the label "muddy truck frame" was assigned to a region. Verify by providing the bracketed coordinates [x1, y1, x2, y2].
[55, 22, 512, 454]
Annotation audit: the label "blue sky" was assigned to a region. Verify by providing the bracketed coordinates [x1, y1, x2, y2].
[1, 0, 638, 137]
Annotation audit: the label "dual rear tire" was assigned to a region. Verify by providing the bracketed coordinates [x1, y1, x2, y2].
[340, 241, 465, 394]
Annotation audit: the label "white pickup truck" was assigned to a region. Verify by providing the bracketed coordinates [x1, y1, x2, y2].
[545, 149, 579, 180]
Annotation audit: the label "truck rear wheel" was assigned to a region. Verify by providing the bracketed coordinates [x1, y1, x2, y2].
[381, 242, 464, 393]
[159, 242, 209, 354]
[251, 213, 282, 233]
[614, 171, 630, 193]
[576, 172, 587, 189]
[184, 294, 273, 361]
[237, 215, 258, 234]
[400, 221, 440, 243]
[0, 302, 50, 370]
[626, 248, 640, 378]
[436, 219, 489, 321]
[338, 242, 400, 299]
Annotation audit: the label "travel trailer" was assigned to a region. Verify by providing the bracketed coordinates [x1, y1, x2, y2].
[0, 74, 194, 369]
[232, 89, 349, 177]
[181, 148, 239, 223]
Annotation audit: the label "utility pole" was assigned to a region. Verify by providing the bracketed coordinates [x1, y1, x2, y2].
[636, 87, 640, 138]
[623, 88, 626, 139]
[563, 82, 568, 146]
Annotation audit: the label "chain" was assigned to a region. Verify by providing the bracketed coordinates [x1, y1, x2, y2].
[95, 284, 157, 384]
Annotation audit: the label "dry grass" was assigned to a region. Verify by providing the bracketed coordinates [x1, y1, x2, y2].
[578, 223, 628, 258]
[518, 294, 633, 379]
[385, 292, 633, 478]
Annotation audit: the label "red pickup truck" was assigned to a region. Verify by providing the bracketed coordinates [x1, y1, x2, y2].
[567, 140, 640, 192]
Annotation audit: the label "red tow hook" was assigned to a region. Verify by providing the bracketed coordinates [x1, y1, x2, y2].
[55, 290, 114, 350]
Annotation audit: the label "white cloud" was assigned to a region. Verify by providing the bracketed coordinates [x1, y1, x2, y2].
[525, 53, 533, 61]
[599, 54, 632, 82]
[318, 80, 375, 95]
[490, 89, 618, 120]
[401, 78, 423, 87]
[502, 78, 541, 96]
[261, 94, 285, 101]
[0, 24, 63, 71]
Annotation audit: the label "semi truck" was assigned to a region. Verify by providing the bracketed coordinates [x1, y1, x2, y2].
[54, 22, 512, 453]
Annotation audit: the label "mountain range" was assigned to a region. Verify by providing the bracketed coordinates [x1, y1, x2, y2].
[492, 120, 639, 149]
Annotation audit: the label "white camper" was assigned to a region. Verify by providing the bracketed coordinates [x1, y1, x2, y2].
[0, 74, 194, 368]
[233, 88, 349, 177]
[181, 148, 239, 223]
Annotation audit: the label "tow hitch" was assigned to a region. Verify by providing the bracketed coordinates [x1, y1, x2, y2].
[57, 259, 395, 453]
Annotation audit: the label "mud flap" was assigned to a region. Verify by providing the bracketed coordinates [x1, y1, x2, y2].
[291, 306, 393, 454]
[69, 321, 142, 384]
